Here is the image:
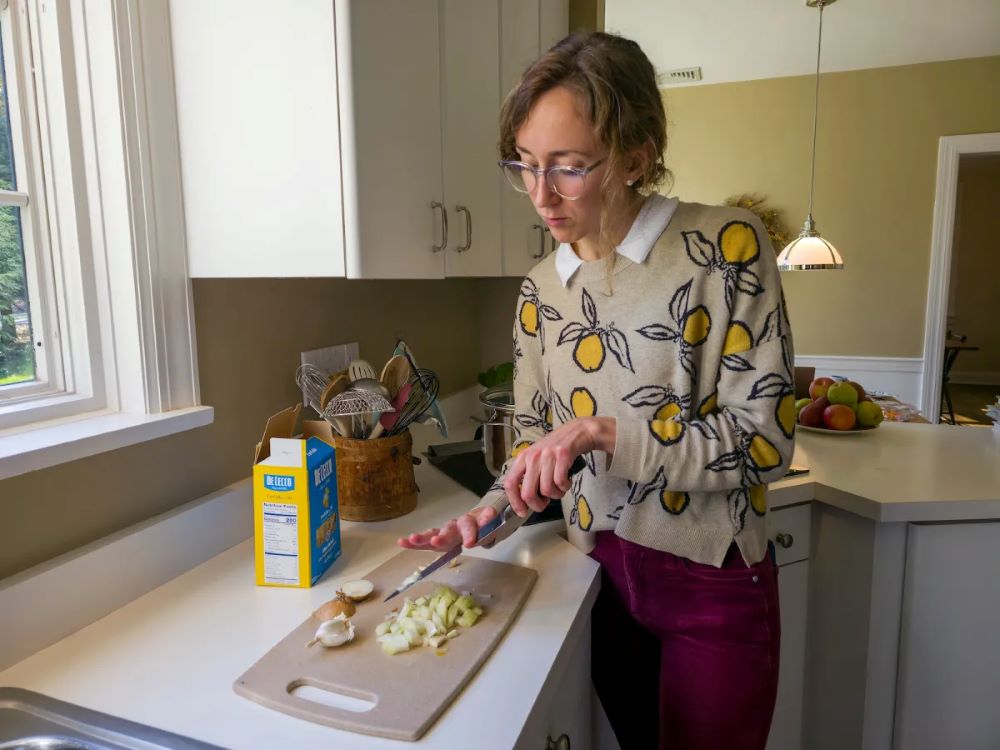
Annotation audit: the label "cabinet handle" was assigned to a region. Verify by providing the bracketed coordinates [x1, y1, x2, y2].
[549, 228, 557, 254]
[455, 205, 472, 252]
[431, 201, 448, 253]
[531, 224, 545, 259]
[775, 532, 794, 549]
[545, 734, 570, 750]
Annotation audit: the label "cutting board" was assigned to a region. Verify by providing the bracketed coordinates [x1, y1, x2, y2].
[234, 549, 537, 741]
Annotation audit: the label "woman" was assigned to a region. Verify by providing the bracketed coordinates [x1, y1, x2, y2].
[400, 30, 795, 750]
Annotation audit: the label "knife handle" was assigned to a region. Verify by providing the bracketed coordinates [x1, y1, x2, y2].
[480, 456, 587, 548]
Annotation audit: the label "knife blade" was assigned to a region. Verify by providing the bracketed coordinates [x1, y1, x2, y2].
[384, 455, 587, 602]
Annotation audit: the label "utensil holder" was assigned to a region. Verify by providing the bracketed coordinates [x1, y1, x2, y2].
[317, 427, 418, 521]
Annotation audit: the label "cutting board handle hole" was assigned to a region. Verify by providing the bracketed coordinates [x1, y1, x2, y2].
[289, 681, 377, 713]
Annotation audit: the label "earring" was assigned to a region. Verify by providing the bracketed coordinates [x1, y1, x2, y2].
[626, 179, 635, 186]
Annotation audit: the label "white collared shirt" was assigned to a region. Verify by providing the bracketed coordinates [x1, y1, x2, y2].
[554, 194, 679, 287]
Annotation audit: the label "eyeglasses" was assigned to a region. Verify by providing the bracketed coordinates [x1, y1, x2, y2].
[498, 158, 606, 200]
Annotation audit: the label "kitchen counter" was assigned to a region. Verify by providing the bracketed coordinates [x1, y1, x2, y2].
[2, 418, 998, 749]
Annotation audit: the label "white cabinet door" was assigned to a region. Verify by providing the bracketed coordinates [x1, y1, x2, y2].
[336, 0, 446, 279]
[540, 0, 570, 50]
[767, 558, 808, 750]
[441, 0, 502, 277]
[172, 0, 345, 278]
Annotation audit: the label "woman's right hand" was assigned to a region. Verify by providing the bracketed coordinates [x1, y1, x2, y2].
[397, 506, 499, 551]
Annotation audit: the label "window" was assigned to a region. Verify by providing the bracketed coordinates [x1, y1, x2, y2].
[0, 0, 209, 479]
[0, 1, 57, 404]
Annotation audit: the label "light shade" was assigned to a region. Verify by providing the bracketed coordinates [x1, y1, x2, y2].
[777, 233, 844, 271]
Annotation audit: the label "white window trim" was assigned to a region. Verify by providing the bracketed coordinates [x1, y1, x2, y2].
[0, 0, 211, 480]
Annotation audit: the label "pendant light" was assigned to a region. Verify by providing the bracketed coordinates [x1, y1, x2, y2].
[777, 0, 844, 271]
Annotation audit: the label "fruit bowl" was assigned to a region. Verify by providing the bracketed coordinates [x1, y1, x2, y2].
[797, 424, 879, 436]
[796, 377, 885, 434]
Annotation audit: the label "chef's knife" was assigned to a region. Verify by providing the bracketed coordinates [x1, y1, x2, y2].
[384, 455, 587, 602]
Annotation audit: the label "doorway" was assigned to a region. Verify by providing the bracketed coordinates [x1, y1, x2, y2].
[919, 133, 1000, 424]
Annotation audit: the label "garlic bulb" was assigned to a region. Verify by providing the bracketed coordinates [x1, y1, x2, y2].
[307, 614, 355, 648]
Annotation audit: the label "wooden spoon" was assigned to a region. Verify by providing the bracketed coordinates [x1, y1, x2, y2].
[379, 354, 411, 399]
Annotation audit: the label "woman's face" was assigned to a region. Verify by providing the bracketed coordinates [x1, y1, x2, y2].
[514, 86, 608, 247]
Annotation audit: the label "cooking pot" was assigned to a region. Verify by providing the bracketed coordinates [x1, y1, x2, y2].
[475, 383, 516, 477]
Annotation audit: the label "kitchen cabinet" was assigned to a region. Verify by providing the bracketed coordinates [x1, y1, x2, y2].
[517, 620, 593, 750]
[174, 0, 567, 279]
[501, 0, 569, 277]
[766, 502, 812, 750]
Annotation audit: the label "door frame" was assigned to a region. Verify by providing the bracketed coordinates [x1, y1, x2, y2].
[919, 132, 1000, 423]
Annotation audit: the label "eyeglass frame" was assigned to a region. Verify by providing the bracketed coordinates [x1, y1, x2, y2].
[497, 157, 607, 200]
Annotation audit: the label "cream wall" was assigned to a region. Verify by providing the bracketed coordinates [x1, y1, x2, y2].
[950, 155, 1000, 379]
[662, 55, 1000, 357]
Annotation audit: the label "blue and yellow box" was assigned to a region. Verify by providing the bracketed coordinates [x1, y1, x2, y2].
[252, 406, 340, 587]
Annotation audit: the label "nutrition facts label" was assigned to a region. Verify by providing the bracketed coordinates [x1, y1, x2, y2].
[262, 502, 299, 584]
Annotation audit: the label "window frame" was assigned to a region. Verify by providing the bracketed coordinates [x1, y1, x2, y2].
[0, 0, 208, 473]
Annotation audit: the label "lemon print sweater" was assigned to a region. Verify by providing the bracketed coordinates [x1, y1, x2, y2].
[479, 198, 796, 568]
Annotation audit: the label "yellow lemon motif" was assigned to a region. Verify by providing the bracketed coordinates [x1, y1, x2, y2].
[573, 333, 606, 372]
[571, 387, 597, 418]
[719, 221, 760, 266]
[655, 401, 682, 421]
[748, 434, 781, 471]
[660, 489, 690, 515]
[698, 391, 718, 418]
[576, 496, 593, 530]
[723, 322, 753, 355]
[649, 419, 685, 446]
[682, 305, 712, 347]
[776, 393, 796, 437]
[519, 301, 539, 336]
[750, 484, 767, 515]
[511, 441, 532, 458]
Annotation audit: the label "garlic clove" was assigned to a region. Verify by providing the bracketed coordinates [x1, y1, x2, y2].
[308, 614, 355, 648]
[339, 579, 375, 602]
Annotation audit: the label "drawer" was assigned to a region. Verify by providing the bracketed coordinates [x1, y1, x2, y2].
[767, 503, 811, 566]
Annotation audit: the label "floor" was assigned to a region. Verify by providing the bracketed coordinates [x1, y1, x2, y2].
[940, 383, 998, 426]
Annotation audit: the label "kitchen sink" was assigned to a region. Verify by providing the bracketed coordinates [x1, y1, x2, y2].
[0, 689, 221, 750]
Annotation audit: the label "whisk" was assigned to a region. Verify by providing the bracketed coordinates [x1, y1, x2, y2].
[324, 389, 393, 439]
[386, 368, 440, 436]
[295, 364, 331, 413]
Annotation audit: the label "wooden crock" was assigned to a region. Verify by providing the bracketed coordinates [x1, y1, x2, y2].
[327, 430, 418, 521]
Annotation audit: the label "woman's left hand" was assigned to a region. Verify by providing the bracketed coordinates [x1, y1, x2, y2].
[503, 417, 614, 517]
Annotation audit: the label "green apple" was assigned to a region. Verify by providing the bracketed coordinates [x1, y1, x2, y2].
[827, 381, 859, 411]
[795, 398, 812, 416]
[857, 400, 884, 428]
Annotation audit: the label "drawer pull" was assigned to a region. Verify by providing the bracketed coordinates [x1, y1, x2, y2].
[775, 532, 794, 549]
[546, 734, 570, 750]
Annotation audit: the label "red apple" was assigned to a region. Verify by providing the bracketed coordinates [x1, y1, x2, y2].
[848, 381, 867, 402]
[799, 396, 829, 428]
[809, 377, 836, 401]
[823, 404, 857, 431]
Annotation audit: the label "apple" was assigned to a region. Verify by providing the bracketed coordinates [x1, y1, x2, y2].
[857, 400, 884, 428]
[827, 381, 860, 411]
[848, 381, 867, 402]
[798, 396, 829, 428]
[809, 377, 836, 401]
[823, 404, 857, 431]
[794, 398, 812, 417]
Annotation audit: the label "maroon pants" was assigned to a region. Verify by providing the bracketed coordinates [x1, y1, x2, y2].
[590, 532, 781, 750]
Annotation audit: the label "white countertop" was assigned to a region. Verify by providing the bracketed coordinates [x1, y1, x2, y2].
[0, 458, 601, 750]
[791, 422, 1000, 522]
[3, 418, 998, 748]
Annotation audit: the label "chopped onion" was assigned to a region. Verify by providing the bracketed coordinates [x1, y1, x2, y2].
[374, 584, 484, 656]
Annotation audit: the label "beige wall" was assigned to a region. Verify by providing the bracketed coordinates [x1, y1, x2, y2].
[0, 278, 487, 580]
[662, 55, 1000, 357]
[950, 155, 1000, 377]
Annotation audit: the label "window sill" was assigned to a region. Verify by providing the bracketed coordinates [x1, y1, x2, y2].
[0, 406, 214, 481]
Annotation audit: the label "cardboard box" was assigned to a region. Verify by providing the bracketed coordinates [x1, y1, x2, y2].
[252, 405, 341, 587]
